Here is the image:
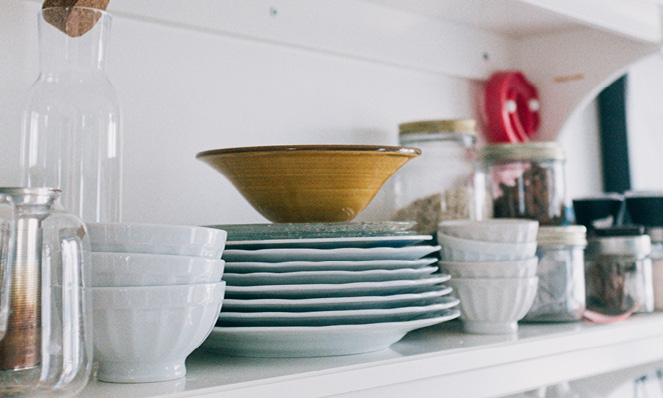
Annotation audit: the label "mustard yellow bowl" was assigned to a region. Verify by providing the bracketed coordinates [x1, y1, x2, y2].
[196, 145, 420, 223]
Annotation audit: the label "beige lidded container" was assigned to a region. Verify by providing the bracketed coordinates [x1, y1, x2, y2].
[391, 119, 488, 235]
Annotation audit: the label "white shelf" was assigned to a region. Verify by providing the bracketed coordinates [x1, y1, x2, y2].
[80, 313, 663, 398]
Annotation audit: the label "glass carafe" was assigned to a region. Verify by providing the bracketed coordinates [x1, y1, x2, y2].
[20, 7, 122, 223]
[0, 188, 92, 397]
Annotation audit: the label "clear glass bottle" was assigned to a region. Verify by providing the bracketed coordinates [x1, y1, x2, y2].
[584, 227, 654, 315]
[524, 226, 587, 322]
[480, 142, 566, 225]
[391, 119, 487, 235]
[0, 188, 92, 397]
[20, 7, 122, 223]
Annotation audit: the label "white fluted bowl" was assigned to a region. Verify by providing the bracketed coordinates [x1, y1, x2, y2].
[92, 282, 225, 383]
[437, 233, 537, 261]
[439, 257, 538, 279]
[88, 222, 227, 258]
[438, 219, 539, 243]
[91, 252, 225, 287]
[449, 277, 538, 334]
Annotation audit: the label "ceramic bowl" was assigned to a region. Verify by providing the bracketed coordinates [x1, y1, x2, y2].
[448, 277, 538, 334]
[87, 222, 227, 258]
[91, 252, 225, 287]
[439, 257, 538, 279]
[92, 282, 225, 383]
[437, 233, 537, 261]
[438, 219, 539, 243]
[196, 145, 420, 223]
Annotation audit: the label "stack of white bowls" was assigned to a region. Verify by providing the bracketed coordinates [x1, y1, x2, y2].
[87, 222, 227, 383]
[437, 219, 539, 335]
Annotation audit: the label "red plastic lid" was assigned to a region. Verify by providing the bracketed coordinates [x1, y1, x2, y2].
[483, 71, 540, 143]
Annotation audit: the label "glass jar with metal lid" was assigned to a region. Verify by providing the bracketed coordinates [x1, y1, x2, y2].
[391, 119, 487, 235]
[645, 227, 663, 310]
[480, 142, 566, 225]
[524, 226, 587, 322]
[584, 226, 654, 316]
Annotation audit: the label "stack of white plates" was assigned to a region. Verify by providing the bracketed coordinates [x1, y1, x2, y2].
[202, 222, 459, 357]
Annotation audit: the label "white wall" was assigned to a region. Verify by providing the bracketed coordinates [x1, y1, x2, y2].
[558, 99, 604, 200]
[0, 0, 602, 227]
[627, 52, 663, 191]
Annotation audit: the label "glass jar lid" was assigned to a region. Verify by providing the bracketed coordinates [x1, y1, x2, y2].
[647, 227, 663, 243]
[480, 141, 565, 162]
[587, 234, 651, 257]
[398, 119, 476, 144]
[538, 225, 587, 246]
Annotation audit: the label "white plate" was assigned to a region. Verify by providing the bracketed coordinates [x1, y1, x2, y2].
[203, 309, 460, 357]
[222, 245, 441, 262]
[225, 235, 432, 250]
[224, 274, 450, 299]
[208, 221, 417, 241]
[224, 257, 438, 273]
[218, 297, 459, 327]
[222, 266, 438, 286]
[221, 285, 453, 312]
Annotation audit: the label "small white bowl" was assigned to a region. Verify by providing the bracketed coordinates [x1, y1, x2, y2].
[87, 223, 227, 258]
[438, 219, 538, 243]
[437, 233, 537, 261]
[92, 282, 225, 383]
[439, 257, 538, 279]
[448, 277, 538, 334]
[91, 252, 225, 287]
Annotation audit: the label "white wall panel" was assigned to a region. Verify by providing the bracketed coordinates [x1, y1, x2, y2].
[627, 53, 663, 191]
[1, 1, 482, 225]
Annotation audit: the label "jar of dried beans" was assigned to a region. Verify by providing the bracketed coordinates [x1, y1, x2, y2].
[391, 119, 488, 235]
[480, 142, 566, 225]
[584, 226, 654, 316]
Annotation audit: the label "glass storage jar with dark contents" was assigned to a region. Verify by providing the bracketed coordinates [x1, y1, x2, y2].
[480, 142, 566, 225]
[524, 226, 587, 322]
[584, 226, 654, 316]
[391, 119, 488, 235]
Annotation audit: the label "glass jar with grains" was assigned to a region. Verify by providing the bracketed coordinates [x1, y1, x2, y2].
[480, 142, 566, 225]
[391, 119, 488, 235]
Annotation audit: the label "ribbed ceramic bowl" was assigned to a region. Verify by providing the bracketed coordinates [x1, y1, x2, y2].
[438, 219, 539, 243]
[196, 145, 420, 223]
[439, 257, 538, 279]
[92, 282, 225, 383]
[449, 277, 538, 335]
[88, 222, 227, 258]
[91, 252, 225, 287]
[437, 233, 537, 261]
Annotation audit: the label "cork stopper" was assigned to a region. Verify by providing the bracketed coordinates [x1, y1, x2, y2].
[42, 0, 110, 37]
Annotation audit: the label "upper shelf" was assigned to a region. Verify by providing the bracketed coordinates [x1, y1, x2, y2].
[99, 0, 663, 81]
[363, 0, 663, 42]
[80, 314, 663, 398]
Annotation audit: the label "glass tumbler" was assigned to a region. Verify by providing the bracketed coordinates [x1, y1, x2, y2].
[0, 188, 92, 397]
